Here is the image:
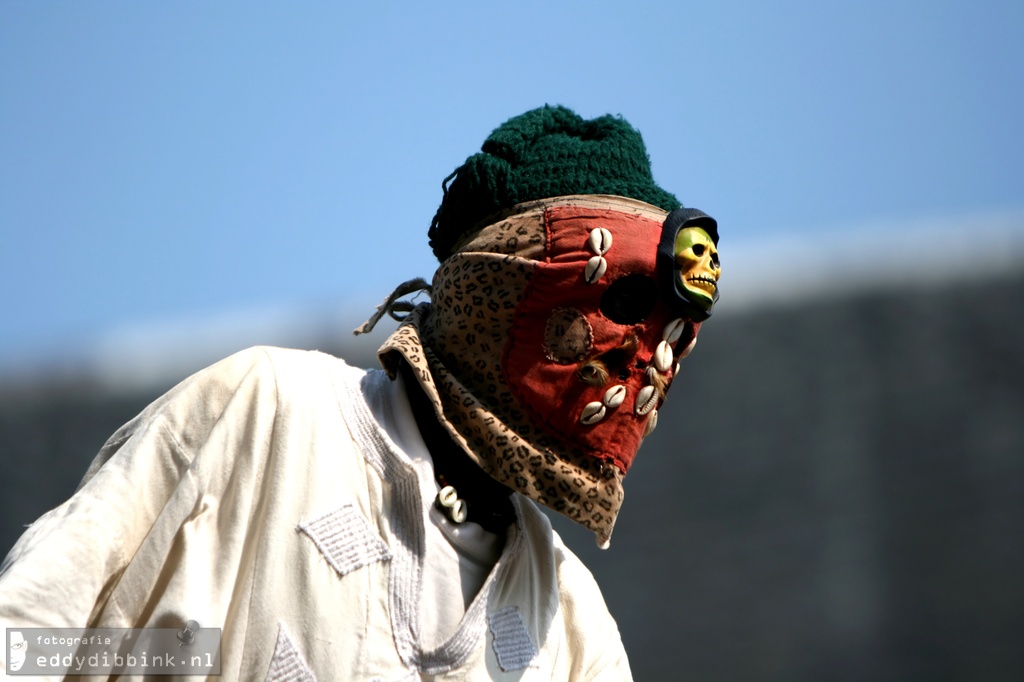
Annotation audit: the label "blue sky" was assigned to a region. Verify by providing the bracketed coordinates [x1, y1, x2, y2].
[2, 1, 1022, 372]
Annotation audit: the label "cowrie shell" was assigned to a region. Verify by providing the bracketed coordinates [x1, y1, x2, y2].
[678, 335, 697, 359]
[653, 341, 673, 373]
[644, 409, 659, 437]
[438, 485, 458, 508]
[450, 499, 468, 523]
[603, 385, 626, 408]
[581, 401, 607, 425]
[587, 227, 613, 255]
[584, 255, 608, 284]
[635, 385, 657, 415]
[663, 318, 686, 345]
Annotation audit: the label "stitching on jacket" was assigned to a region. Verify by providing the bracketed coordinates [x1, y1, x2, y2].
[298, 504, 392, 576]
[488, 605, 539, 671]
[265, 625, 316, 682]
[335, 363, 541, 675]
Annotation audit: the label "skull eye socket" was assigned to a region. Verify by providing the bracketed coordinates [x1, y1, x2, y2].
[600, 274, 658, 325]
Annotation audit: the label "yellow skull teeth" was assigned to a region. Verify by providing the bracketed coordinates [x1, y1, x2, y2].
[686, 274, 719, 294]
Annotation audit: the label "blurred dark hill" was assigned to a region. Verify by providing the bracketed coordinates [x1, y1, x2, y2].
[2, 269, 1022, 680]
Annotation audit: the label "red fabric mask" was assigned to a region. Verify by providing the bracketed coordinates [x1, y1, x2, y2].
[503, 203, 701, 474]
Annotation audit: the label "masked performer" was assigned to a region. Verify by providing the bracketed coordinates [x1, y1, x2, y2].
[0, 105, 720, 680]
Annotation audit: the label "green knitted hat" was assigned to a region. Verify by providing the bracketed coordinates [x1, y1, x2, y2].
[428, 105, 681, 261]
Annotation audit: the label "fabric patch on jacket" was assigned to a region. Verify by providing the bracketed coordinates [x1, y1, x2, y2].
[488, 605, 539, 671]
[298, 504, 391, 576]
[265, 626, 316, 682]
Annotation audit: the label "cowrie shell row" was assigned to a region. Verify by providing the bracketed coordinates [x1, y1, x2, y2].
[653, 341, 673, 373]
[581, 401, 607, 425]
[584, 256, 608, 284]
[438, 485, 458, 508]
[663, 318, 686, 345]
[450, 499, 468, 523]
[678, 335, 697, 359]
[635, 385, 657, 415]
[644, 409, 659, 437]
[603, 385, 626, 408]
[587, 227, 613, 255]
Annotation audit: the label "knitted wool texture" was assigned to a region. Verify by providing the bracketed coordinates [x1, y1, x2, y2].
[428, 105, 681, 261]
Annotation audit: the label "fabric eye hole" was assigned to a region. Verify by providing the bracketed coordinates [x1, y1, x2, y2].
[599, 274, 658, 325]
[577, 360, 610, 387]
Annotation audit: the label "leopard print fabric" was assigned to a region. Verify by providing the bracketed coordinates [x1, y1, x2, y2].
[452, 208, 548, 261]
[379, 307, 623, 547]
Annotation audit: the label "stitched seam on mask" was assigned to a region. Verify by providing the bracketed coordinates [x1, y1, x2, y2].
[543, 307, 593, 364]
[500, 209, 556, 432]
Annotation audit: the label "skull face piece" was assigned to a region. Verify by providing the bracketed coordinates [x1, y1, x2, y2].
[674, 226, 720, 313]
[657, 207, 721, 322]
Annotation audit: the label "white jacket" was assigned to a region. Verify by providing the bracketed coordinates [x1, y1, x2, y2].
[0, 347, 631, 680]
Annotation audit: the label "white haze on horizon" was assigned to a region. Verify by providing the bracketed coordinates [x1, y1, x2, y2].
[3, 210, 1022, 393]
